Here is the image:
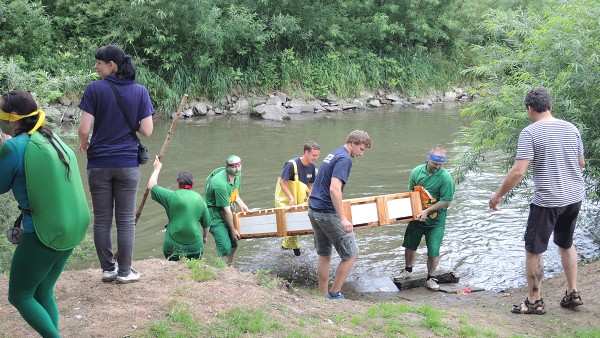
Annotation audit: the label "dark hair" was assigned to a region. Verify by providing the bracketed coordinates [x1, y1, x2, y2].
[0, 90, 72, 177]
[304, 141, 320, 152]
[94, 45, 136, 81]
[524, 87, 552, 113]
[177, 171, 194, 187]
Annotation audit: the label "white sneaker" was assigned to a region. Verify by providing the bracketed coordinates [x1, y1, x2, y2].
[102, 266, 118, 283]
[393, 270, 412, 282]
[116, 269, 141, 284]
[426, 278, 439, 291]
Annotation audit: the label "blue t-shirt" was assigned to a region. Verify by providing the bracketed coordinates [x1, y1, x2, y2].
[0, 134, 34, 233]
[78, 77, 154, 168]
[280, 157, 317, 185]
[309, 146, 352, 212]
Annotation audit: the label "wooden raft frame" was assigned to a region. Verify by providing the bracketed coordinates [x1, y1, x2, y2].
[233, 192, 422, 239]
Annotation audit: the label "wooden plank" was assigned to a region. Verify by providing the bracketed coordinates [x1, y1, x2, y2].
[376, 196, 389, 225]
[392, 272, 460, 291]
[233, 212, 240, 234]
[234, 192, 424, 239]
[275, 208, 287, 237]
[410, 191, 422, 220]
[343, 200, 353, 224]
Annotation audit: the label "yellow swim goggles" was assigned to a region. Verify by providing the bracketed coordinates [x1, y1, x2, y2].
[0, 108, 46, 134]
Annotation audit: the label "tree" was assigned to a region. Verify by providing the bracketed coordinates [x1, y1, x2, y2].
[455, 0, 600, 199]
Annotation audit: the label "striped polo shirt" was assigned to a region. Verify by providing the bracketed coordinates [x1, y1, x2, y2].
[516, 118, 584, 207]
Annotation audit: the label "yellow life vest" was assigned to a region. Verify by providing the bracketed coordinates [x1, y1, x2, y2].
[274, 159, 310, 207]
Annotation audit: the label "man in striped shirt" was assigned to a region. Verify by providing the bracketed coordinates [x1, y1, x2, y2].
[489, 87, 585, 315]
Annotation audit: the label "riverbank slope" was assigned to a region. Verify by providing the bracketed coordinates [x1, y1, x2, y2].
[1, 258, 598, 337]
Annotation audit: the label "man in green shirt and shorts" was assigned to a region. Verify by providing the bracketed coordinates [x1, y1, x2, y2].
[205, 155, 249, 265]
[394, 147, 455, 291]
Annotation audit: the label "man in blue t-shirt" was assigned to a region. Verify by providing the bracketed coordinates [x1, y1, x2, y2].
[308, 130, 372, 299]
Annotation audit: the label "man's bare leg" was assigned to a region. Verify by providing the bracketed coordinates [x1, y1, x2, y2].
[330, 254, 358, 293]
[226, 247, 237, 266]
[560, 245, 578, 292]
[526, 251, 544, 302]
[404, 248, 416, 268]
[317, 255, 331, 296]
[427, 256, 440, 276]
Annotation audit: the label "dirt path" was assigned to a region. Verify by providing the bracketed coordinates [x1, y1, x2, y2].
[1, 258, 598, 337]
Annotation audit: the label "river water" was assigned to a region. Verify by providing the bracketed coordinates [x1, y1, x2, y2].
[75, 103, 600, 292]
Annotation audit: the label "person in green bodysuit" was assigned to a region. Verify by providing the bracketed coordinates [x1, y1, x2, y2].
[148, 156, 211, 260]
[204, 155, 249, 265]
[0, 90, 78, 337]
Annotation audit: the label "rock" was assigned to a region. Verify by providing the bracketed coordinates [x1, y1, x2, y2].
[182, 108, 194, 118]
[266, 95, 284, 106]
[193, 102, 208, 116]
[286, 99, 314, 113]
[368, 99, 382, 108]
[285, 108, 302, 114]
[274, 91, 288, 103]
[385, 94, 401, 102]
[415, 104, 431, 110]
[444, 91, 458, 102]
[324, 105, 342, 112]
[251, 104, 290, 121]
[308, 100, 325, 112]
[233, 98, 250, 114]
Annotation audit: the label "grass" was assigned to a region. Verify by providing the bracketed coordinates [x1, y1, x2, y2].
[141, 293, 510, 338]
[253, 268, 285, 289]
[185, 258, 218, 282]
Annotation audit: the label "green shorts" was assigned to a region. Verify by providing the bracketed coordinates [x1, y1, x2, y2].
[163, 230, 203, 261]
[209, 220, 238, 257]
[402, 221, 445, 257]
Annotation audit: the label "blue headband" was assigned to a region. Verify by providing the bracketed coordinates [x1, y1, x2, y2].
[428, 154, 446, 163]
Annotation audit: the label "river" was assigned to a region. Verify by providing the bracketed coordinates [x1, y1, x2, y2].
[74, 103, 600, 292]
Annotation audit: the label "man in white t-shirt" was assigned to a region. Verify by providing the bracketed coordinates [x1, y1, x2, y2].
[489, 87, 585, 315]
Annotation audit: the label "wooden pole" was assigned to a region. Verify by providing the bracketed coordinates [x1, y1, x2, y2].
[135, 94, 188, 223]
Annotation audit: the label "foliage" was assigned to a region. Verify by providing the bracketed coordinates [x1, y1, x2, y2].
[0, 57, 94, 106]
[0, 0, 54, 70]
[0, 0, 471, 113]
[455, 0, 600, 199]
[0, 194, 17, 275]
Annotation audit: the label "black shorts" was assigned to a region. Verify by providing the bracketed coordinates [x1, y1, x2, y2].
[524, 201, 581, 254]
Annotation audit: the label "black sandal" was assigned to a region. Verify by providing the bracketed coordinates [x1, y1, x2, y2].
[560, 291, 583, 308]
[512, 298, 546, 315]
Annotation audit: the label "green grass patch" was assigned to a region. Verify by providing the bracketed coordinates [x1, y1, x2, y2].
[253, 268, 284, 289]
[572, 328, 600, 338]
[143, 300, 205, 338]
[366, 302, 412, 319]
[208, 307, 283, 337]
[185, 258, 216, 282]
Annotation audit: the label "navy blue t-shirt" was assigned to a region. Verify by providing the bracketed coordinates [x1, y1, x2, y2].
[78, 77, 154, 168]
[281, 157, 317, 185]
[308, 146, 352, 212]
